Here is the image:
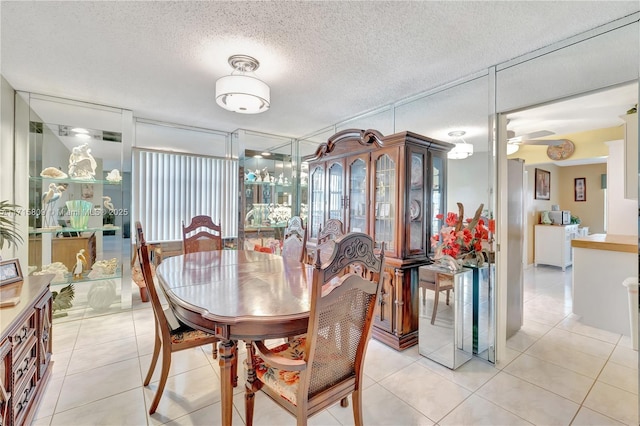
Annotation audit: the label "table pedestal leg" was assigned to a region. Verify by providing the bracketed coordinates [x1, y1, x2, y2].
[219, 339, 237, 426]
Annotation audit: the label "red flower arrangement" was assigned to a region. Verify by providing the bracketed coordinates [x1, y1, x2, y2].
[431, 203, 494, 262]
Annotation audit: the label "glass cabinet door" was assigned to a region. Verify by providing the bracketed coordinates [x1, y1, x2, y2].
[327, 161, 344, 222]
[347, 155, 368, 233]
[408, 149, 426, 255]
[431, 155, 445, 255]
[309, 165, 325, 238]
[373, 150, 396, 252]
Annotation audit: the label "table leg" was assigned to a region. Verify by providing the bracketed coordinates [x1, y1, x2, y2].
[219, 339, 237, 426]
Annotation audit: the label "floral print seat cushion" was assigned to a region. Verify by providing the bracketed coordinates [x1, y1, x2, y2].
[254, 335, 354, 405]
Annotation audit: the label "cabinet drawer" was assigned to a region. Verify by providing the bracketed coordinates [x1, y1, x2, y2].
[12, 337, 37, 386]
[12, 364, 37, 426]
[9, 316, 36, 358]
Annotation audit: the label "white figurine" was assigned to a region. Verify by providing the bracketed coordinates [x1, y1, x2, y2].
[73, 249, 87, 279]
[278, 173, 284, 185]
[105, 169, 122, 183]
[68, 143, 97, 180]
[102, 196, 115, 213]
[41, 183, 66, 227]
[255, 169, 263, 182]
[40, 167, 68, 179]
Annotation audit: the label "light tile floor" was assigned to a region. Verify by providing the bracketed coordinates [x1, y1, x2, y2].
[33, 265, 638, 425]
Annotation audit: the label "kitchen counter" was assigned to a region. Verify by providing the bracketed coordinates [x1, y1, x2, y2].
[571, 233, 636, 253]
[571, 233, 638, 336]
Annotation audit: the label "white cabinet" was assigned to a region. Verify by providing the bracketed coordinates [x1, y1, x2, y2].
[534, 224, 579, 271]
[621, 112, 638, 200]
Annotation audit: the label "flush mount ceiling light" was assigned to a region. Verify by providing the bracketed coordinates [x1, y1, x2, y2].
[215, 55, 270, 114]
[506, 143, 520, 155]
[447, 130, 474, 160]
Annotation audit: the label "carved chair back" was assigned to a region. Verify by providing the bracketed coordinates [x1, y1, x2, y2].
[282, 216, 308, 263]
[182, 215, 222, 253]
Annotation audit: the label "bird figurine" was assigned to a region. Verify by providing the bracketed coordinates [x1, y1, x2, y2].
[73, 249, 87, 279]
[52, 283, 75, 313]
[102, 196, 115, 213]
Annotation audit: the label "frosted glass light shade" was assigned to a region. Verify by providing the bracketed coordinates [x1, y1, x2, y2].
[447, 142, 474, 159]
[215, 75, 270, 114]
[506, 143, 520, 155]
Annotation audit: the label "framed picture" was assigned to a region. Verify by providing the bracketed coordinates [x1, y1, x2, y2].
[535, 168, 551, 200]
[0, 258, 23, 286]
[575, 177, 586, 202]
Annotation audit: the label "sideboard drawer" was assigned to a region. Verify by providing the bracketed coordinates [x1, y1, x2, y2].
[12, 364, 37, 426]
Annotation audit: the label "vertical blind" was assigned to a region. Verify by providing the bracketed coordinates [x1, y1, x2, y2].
[132, 149, 238, 241]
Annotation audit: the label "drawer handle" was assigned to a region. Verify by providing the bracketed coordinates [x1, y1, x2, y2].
[15, 357, 30, 379]
[14, 326, 29, 344]
[16, 386, 32, 413]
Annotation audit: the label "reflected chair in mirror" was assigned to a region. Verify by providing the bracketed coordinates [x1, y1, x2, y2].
[317, 218, 345, 244]
[135, 222, 221, 415]
[244, 232, 385, 426]
[282, 216, 308, 263]
[418, 266, 455, 325]
[182, 215, 222, 254]
[313, 218, 345, 264]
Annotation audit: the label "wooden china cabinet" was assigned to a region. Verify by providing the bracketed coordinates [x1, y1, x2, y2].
[305, 129, 452, 350]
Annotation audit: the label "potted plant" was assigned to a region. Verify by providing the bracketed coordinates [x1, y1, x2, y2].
[0, 200, 23, 251]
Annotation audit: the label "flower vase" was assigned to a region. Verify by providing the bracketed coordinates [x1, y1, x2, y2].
[66, 200, 93, 229]
[437, 254, 463, 272]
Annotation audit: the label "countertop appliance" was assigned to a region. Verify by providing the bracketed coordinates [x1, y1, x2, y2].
[548, 210, 571, 225]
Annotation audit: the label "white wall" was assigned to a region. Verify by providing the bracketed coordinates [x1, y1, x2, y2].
[447, 152, 490, 216]
[606, 139, 637, 235]
[0, 76, 18, 261]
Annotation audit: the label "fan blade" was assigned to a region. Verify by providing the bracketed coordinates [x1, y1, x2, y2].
[521, 130, 554, 139]
[520, 139, 566, 146]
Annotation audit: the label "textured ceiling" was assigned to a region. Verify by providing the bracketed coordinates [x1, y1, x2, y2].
[1, 1, 638, 142]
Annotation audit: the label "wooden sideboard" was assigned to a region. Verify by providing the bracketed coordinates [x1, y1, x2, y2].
[0, 274, 53, 426]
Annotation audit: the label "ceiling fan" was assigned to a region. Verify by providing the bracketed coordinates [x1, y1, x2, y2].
[506, 129, 566, 146]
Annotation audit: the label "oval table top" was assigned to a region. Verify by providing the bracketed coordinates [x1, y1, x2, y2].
[156, 250, 314, 333]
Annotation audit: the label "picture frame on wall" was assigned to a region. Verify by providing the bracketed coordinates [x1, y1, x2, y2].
[575, 177, 586, 202]
[535, 168, 551, 200]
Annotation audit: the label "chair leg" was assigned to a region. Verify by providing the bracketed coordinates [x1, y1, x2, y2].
[352, 390, 364, 426]
[148, 344, 172, 415]
[245, 341, 259, 426]
[212, 339, 218, 359]
[340, 397, 349, 407]
[431, 288, 440, 325]
[445, 289, 451, 305]
[144, 330, 161, 386]
[232, 343, 238, 388]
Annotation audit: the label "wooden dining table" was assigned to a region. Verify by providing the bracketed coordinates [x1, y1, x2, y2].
[155, 250, 314, 426]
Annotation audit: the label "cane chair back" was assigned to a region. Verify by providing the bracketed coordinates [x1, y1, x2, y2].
[282, 216, 308, 263]
[182, 215, 222, 253]
[246, 232, 385, 426]
[135, 222, 219, 415]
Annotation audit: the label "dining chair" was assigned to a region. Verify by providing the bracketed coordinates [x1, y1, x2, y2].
[282, 216, 307, 263]
[244, 232, 385, 426]
[317, 218, 345, 244]
[182, 215, 222, 254]
[135, 222, 221, 415]
[418, 266, 455, 325]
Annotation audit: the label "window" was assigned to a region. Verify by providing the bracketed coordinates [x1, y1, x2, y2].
[132, 149, 238, 241]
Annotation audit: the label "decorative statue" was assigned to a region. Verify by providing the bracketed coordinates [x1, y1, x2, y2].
[102, 196, 115, 213]
[68, 143, 97, 180]
[73, 249, 87, 279]
[278, 173, 284, 185]
[40, 166, 68, 179]
[41, 183, 66, 228]
[105, 169, 122, 183]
